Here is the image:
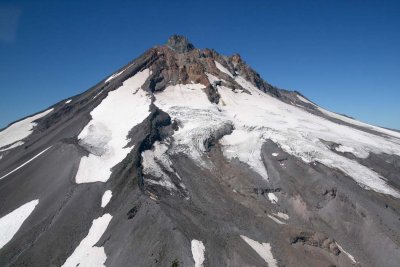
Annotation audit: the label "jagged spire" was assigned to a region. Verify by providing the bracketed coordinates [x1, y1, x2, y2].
[166, 35, 195, 53]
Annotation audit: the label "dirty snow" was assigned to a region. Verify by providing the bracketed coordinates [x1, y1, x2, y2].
[62, 213, 112, 267]
[101, 190, 112, 208]
[155, 83, 232, 165]
[268, 193, 278, 204]
[336, 242, 357, 263]
[215, 61, 234, 78]
[75, 69, 151, 183]
[0, 199, 39, 249]
[0, 146, 52, 180]
[191, 239, 205, 267]
[142, 141, 180, 190]
[0, 108, 53, 149]
[240, 235, 278, 267]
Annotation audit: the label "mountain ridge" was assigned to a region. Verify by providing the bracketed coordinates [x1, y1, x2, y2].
[0, 35, 400, 267]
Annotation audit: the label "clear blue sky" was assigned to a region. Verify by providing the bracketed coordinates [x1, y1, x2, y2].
[1, 0, 399, 129]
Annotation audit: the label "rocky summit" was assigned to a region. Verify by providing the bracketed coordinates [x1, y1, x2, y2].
[1, 36, 400, 267]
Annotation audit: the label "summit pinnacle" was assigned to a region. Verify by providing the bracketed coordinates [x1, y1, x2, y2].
[166, 35, 195, 53]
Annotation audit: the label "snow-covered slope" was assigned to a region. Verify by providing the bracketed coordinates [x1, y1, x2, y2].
[0, 35, 399, 267]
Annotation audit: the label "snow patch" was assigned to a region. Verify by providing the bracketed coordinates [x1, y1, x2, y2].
[220, 129, 268, 180]
[0, 199, 39, 249]
[240, 235, 278, 267]
[271, 153, 279, 157]
[206, 72, 227, 85]
[335, 242, 357, 263]
[215, 61, 234, 78]
[0, 108, 53, 149]
[267, 214, 286, 225]
[105, 69, 125, 83]
[75, 69, 151, 183]
[268, 193, 278, 204]
[62, 213, 112, 267]
[101, 190, 112, 208]
[0, 141, 24, 152]
[273, 212, 289, 220]
[191, 239, 205, 267]
[296, 94, 314, 105]
[65, 99, 72, 104]
[0, 146, 52, 180]
[92, 90, 103, 100]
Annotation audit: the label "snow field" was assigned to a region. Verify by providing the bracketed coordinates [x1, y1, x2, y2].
[75, 69, 151, 183]
[0, 200, 39, 249]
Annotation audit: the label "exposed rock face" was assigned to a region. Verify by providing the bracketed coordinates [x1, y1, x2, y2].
[166, 35, 195, 53]
[0, 36, 399, 267]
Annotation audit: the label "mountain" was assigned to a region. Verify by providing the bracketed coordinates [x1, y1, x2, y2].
[1, 35, 399, 267]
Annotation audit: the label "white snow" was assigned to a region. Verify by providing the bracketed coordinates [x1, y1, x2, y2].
[273, 212, 289, 220]
[0, 108, 53, 150]
[215, 76, 400, 198]
[65, 99, 72, 104]
[105, 69, 124, 83]
[267, 214, 286, 225]
[316, 103, 400, 140]
[62, 213, 112, 267]
[335, 145, 356, 154]
[268, 193, 278, 204]
[0, 146, 52, 180]
[191, 239, 205, 267]
[205, 72, 227, 85]
[154, 73, 400, 198]
[101, 190, 112, 208]
[215, 61, 234, 78]
[271, 153, 279, 157]
[220, 129, 269, 180]
[0, 199, 39, 249]
[296, 94, 314, 105]
[298, 93, 400, 140]
[0, 141, 24, 152]
[155, 83, 232, 165]
[75, 69, 151, 183]
[240, 235, 278, 267]
[335, 242, 357, 263]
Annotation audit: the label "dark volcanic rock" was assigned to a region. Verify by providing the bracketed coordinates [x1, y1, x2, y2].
[166, 35, 195, 53]
[0, 35, 399, 267]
